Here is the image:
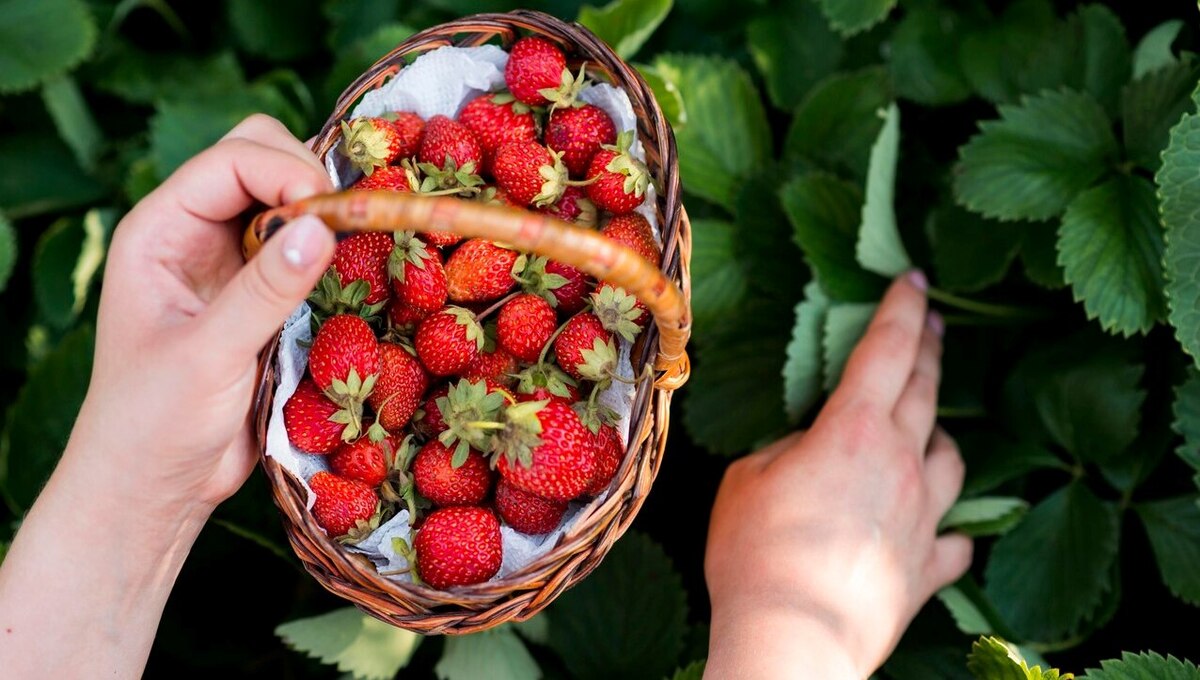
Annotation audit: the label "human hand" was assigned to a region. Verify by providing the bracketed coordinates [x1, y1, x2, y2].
[703, 272, 971, 679]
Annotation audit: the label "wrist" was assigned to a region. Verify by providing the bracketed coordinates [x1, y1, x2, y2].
[707, 604, 864, 680]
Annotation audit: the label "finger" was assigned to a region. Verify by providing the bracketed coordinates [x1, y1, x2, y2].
[752, 429, 807, 468]
[222, 114, 329, 179]
[831, 271, 929, 409]
[925, 428, 965, 518]
[892, 312, 945, 447]
[193, 215, 335, 361]
[924, 533, 973, 596]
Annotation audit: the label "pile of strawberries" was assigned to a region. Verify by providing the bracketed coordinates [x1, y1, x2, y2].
[281, 37, 663, 590]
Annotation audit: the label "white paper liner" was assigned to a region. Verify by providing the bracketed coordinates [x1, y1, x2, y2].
[266, 45, 656, 582]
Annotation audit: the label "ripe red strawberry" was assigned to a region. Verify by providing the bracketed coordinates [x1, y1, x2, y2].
[413, 384, 451, 437]
[586, 132, 651, 215]
[516, 256, 592, 313]
[284, 378, 354, 453]
[329, 436, 393, 487]
[415, 306, 485, 376]
[601, 213, 661, 267]
[497, 294, 557, 362]
[422, 230, 463, 248]
[546, 104, 617, 177]
[457, 94, 538, 175]
[553, 312, 616, 382]
[493, 141, 571, 207]
[331, 233, 393, 306]
[351, 165, 414, 191]
[412, 439, 494, 506]
[462, 345, 518, 384]
[504, 37, 568, 107]
[389, 232, 447, 315]
[388, 301, 429, 333]
[444, 239, 520, 303]
[414, 506, 502, 589]
[591, 283, 649, 342]
[309, 315, 382, 405]
[367, 343, 429, 431]
[310, 471, 379, 538]
[515, 364, 581, 405]
[479, 185, 522, 208]
[418, 115, 482, 172]
[583, 422, 623, 496]
[539, 185, 596, 227]
[340, 114, 424, 175]
[495, 478, 567, 534]
[494, 400, 596, 501]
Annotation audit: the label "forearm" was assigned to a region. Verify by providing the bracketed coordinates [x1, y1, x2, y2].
[705, 607, 863, 680]
[0, 434, 210, 677]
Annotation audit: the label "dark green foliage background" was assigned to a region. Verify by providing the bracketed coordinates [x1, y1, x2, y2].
[1, 0, 1199, 678]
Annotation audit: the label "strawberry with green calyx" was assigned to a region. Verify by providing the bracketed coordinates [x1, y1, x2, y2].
[601, 212, 661, 267]
[495, 478, 567, 535]
[497, 293, 557, 362]
[586, 130, 652, 215]
[457, 92, 538, 175]
[309, 314, 382, 412]
[310, 471, 381, 541]
[492, 141, 578, 208]
[513, 255, 593, 312]
[414, 156, 485, 197]
[329, 232, 394, 306]
[436, 378, 512, 460]
[412, 439, 494, 507]
[546, 103, 617, 177]
[462, 344, 519, 384]
[379, 434, 424, 522]
[444, 239, 521, 303]
[284, 378, 360, 452]
[339, 114, 424, 176]
[574, 401, 624, 496]
[412, 384, 450, 438]
[387, 301, 428, 335]
[414, 506, 502, 589]
[388, 231, 447, 316]
[351, 165, 415, 192]
[478, 185, 522, 208]
[553, 312, 618, 383]
[515, 363, 581, 405]
[490, 399, 597, 502]
[539, 185, 597, 227]
[504, 37, 569, 107]
[415, 306, 485, 376]
[306, 271, 385, 335]
[329, 427, 393, 488]
[590, 284, 646, 342]
[367, 341, 429, 432]
[418, 115, 483, 171]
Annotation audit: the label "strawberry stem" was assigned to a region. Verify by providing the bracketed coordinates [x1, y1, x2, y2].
[466, 420, 507, 430]
[926, 287, 1048, 320]
[475, 291, 521, 322]
[537, 303, 594, 366]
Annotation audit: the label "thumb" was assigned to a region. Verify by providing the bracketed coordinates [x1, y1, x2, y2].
[197, 215, 335, 360]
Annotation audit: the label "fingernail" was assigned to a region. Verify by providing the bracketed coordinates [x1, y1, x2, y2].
[907, 269, 928, 292]
[284, 182, 325, 205]
[927, 310, 944, 337]
[282, 215, 326, 269]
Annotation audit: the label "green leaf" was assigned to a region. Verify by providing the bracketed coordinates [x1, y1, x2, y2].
[324, 0, 404, 50]
[578, 0, 672, 60]
[937, 576, 1017, 639]
[41, 75, 103, 172]
[1133, 20, 1184, 79]
[958, 0, 1059, 105]
[1156, 97, 1200, 368]
[436, 626, 541, 680]
[967, 636, 1068, 680]
[746, 0, 843, 110]
[89, 44, 246, 105]
[939, 497, 1029, 537]
[512, 614, 549, 644]
[929, 205, 1024, 294]
[958, 433, 1063, 497]
[888, 3, 974, 106]
[635, 64, 686, 128]
[732, 171, 806, 301]
[857, 104, 911, 277]
[783, 284, 829, 423]
[228, 0, 323, 61]
[0, 325, 94, 512]
[0, 134, 105, 219]
[815, 0, 896, 37]
[1123, 59, 1200, 172]
[32, 209, 112, 330]
[885, 645, 974, 680]
[688, 219, 748, 343]
[667, 660, 706, 680]
[652, 54, 771, 212]
[1020, 222, 1067, 289]
[0, 0, 97, 93]
[954, 89, 1118, 222]
[1173, 369, 1200, 471]
[984, 483, 1120, 642]
[822, 302, 876, 391]
[209, 518, 294, 565]
[547, 531, 687, 680]
[326, 23, 416, 104]
[784, 67, 891, 180]
[0, 213, 15, 294]
[781, 173, 882, 301]
[1061, 5, 1131, 116]
[276, 607, 421, 680]
[1057, 174, 1165, 336]
[1082, 652, 1200, 680]
[1135, 495, 1200, 606]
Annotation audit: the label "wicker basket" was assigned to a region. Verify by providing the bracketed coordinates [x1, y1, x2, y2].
[243, 9, 691, 634]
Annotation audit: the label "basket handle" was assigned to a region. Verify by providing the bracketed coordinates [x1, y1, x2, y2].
[244, 190, 691, 390]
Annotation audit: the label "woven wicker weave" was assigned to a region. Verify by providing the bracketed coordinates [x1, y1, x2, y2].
[244, 9, 691, 634]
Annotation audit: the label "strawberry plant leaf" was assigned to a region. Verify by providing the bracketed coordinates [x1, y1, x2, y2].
[958, 432, 1063, 498]
[1134, 495, 1200, 606]
[578, 0, 673, 61]
[746, 0, 843, 111]
[937, 576, 1017, 638]
[885, 645, 974, 680]
[32, 208, 113, 330]
[276, 607, 421, 680]
[822, 301, 876, 391]
[984, 482, 1120, 642]
[782, 173, 882, 301]
[1122, 58, 1200, 172]
[857, 104, 911, 278]
[954, 89, 1118, 222]
[688, 219, 748, 343]
[652, 54, 771, 212]
[967, 636, 1069, 680]
[1020, 223, 1067, 289]
[323, 0, 405, 50]
[0, 214, 15, 295]
[436, 626, 541, 680]
[0, 134, 105, 220]
[939, 497, 1029, 537]
[546, 531, 687, 679]
[815, 0, 896, 37]
[783, 283, 828, 424]
[958, 0, 1059, 105]
[888, 3, 974, 107]
[1173, 368, 1200, 471]
[635, 64, 685, 128]
[227, 0, 323, 62]
[668, 660, 706, 680]
[732, 170, 806, 301]
[1082, 652, 1200, 680]
[929, 205, 1024, 294]
[1059, 5, 1130, 116]
[1132, 20, 1183, 79]
[1156, 90, 1200, 369]
[326, 23, 417, 106]
[784, 67, 891, 180]
[1057, 174, 1165, 336]
[0, 324, 94, 513]
[0, 0, 97, 94]
[512, 613, 549, 644]
[89, 43, 246, 105]
[41, 75, 103, 172]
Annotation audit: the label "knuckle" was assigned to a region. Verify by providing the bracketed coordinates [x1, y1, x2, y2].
[229, 113, 287, 139]
[833, 402, 889, 452]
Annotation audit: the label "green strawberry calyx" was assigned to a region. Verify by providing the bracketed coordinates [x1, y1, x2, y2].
[590, 285, 643, 342]
[540, 64, 590, 111]
[489, 400, 549, 470]
[513, 255, 570, 306]
[436, 379, 508, 463]
[576, 336, 619, 384]
[387, 231, 433, 284]
[515, 363, 578, 400]
[340, 119, 393, 175]
[306, 268, 385, 332]
[446, 306, 487, 353]
[602, 131, 652, 199]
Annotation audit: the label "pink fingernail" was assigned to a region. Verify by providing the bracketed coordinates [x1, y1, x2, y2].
[282, 215, 326, 269]
[927, 310, 944, 337]
[907, 269, 928, 291]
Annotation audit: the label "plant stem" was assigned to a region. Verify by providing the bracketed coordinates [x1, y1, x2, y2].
[475, 291, 520, 322]
[935, 406, 987, 418]
[927, 287, 1048, 320]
